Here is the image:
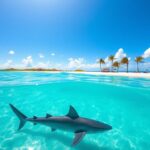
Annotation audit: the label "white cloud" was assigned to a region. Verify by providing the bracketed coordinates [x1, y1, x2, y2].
[9, 50, 15, 55]
[67, 58, 99, 70]
[35, 61, 62, 69]
[115, 48, 127, 60]
[142, 48, 150, 58]
[39, 53, 44, 58]
[22, 56, 33, 67]
[36, 62, 49, 68]
[51, 53, 55, 56]
[104, 57, 111, 67]
[4, 60, 13, 68]
[68, 58, 85, 68]
[104, 57, 109, 63]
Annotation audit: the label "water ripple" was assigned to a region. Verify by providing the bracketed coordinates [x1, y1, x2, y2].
[0, 72, 150, 89]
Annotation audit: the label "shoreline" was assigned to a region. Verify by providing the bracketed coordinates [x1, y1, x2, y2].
[69, 72, 150, 78]
[0, 70, 150, 78]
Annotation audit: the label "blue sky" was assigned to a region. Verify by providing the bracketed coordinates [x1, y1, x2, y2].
[0, 0, 150, 71]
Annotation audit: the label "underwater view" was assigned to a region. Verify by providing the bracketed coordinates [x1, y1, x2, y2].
[1, 0, 150, 149]
[0, 72, 150, 150]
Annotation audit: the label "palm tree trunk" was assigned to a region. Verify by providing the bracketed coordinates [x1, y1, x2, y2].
[100, 63, 101, 72]
[111, 61, 113, 72]
[127, 64, 128, 73]
[137, 62, 139, 72]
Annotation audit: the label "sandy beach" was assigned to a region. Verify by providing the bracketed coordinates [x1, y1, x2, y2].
[2, 70, 150, 78]
[69, 71, 150, 78]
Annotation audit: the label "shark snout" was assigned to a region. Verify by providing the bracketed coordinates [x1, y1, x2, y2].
[105, 124, 112, 130]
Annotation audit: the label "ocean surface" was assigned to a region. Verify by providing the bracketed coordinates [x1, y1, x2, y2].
[0, 71, 150, 150]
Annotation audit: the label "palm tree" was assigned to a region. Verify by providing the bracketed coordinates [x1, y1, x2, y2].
[135, 56, 144, 72]
[98, 58, 105, 72]
[121, 57, 129, 73]
[112, 61, 120, 72]
[108, 55, 115, 71]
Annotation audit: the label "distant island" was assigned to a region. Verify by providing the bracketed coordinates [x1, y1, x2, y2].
[0, 68, 62, 72]
[0, 68, 85, 72]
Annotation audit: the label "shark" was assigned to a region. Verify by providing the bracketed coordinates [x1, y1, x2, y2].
[10, 104, 112, 146]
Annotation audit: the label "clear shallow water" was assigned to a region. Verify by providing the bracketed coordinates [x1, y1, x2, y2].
[0, 71, 150, 150]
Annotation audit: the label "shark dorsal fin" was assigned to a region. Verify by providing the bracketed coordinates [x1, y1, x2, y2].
[66, 105, 79, 119]
[33, 116, 37, 119]
[46, 113, 52, 118]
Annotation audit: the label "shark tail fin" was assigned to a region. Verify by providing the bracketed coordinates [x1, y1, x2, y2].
[9, 104, 27, 130]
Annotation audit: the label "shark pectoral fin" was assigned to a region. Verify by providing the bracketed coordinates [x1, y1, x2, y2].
[51, 128, 56, 132]
[72, 131, 86, 146]
[66, 105, 79, 119]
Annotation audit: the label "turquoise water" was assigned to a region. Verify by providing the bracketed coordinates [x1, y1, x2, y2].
[0, 72, 150, 150]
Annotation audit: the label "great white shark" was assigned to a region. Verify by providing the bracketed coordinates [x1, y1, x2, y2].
[10, 104, 112, 146]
